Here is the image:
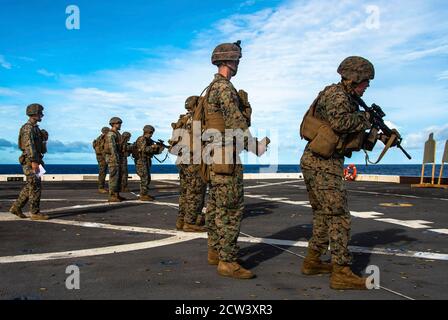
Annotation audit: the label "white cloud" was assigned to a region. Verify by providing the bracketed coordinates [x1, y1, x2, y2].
[0, 55, 12, 69]
[0, 87, 20, 96]
[439, 70, 448, 80]
[37, 69, 57, 78]
[404, 124, 448, 150]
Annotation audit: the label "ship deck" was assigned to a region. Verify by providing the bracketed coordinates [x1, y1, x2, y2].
[0, 178, 447, 300]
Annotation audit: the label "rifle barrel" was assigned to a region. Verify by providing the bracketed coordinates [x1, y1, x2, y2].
[398, 144, 412, 160]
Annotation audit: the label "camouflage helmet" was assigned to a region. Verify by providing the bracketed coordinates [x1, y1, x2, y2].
[26, 103, 44, 116]
[211, 40, 242, 66]
[122, 131, 131, 139]
[101, 127, 110, 134]
[185, 96, 199, 111]
[109, 117, 123, 125]
[143, 125, 155, 134]
[337, 56, 375, 83]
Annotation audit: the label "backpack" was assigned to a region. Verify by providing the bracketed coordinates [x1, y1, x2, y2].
[93, 134, 107, 154]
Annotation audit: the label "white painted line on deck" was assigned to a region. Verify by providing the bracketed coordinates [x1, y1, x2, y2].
[351, 211, 384, 219]
[0, 235, 201, 264]
[245, 180, 300, 190]
[429, 229, 448, 235]
[243, 194, 447, 234]
[1, 213, 448, 262]
[0, 199, 108, 203]
[375, 219, 434, 229]
[291, 183, 448, 202]
[245, 194, 311, 207]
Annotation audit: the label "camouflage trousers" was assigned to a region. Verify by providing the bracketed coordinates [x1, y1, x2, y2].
[136, 160, 151, 196]
[96, 154, 108, 189]
[120, 158, 129, 191]
[105, 156, 121, 194]
[302, 167, 352, 265]
[178, 164, 206, 225]
[206, 164, 244, 262]
[12, 160, 42, 214]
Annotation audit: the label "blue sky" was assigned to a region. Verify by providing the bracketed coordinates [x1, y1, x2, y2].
[1, 0, 447, 165]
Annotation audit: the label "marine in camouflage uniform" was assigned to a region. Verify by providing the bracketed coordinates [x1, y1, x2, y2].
[172, 96, 207, 232]
[105, 117, 126, 202]
[299, 56, 374, 290]
[134, 125, 165, 201]
[120, 131, 132, 192]
[92, 127, 109, 193]
[204, 41, 268, 279]
[9, 103, 49, 220]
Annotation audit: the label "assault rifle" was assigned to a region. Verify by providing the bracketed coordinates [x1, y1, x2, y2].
[355, 97, 412, 162]
[155, 139, 170, 149]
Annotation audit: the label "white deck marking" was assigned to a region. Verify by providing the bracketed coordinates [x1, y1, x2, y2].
[160, 179, 299, 190]
[429, 229, 448, 235]
[375, 219, 433, 229]
[245, 181, 299, 189]
[292, 183, 448, 202]
[1, 213, 448, 262]
[0, 199, 108, 203]
[245, 194, 311, 206]
[0, 235, 201, 264]
[351, 211, 384, 219]
[243, 194, 447, 233]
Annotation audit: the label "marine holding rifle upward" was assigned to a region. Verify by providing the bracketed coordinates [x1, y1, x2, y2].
[133, 125, 165, 201]
[299, 56, 407, 290]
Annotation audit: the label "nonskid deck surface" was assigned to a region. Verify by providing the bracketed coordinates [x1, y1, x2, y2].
[0, 179, 447, 300]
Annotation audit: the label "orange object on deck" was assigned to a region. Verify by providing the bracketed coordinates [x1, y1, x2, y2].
[344, 164, 357, 181]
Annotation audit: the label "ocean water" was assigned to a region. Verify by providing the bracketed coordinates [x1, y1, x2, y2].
[0, 164, 447, 177]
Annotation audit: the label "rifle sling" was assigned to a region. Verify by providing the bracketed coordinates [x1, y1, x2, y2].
[365, 133, 397, 165]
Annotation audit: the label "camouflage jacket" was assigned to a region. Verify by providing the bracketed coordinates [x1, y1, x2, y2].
[105, 130, 122, 165]
[205, 74, 257, 154]
[206, 73, 249, 131]
[18, 120, 45, 164]
[134, 136, 164, 163]
[301, 82, 371, 175]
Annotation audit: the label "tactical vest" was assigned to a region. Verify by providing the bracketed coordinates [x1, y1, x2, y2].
[18, 123, 44, 156]
[168, 113, 193, 158]
[193, 79, 251, 181]
[300, 85, 365, 158]
[103, 131, 122, 156]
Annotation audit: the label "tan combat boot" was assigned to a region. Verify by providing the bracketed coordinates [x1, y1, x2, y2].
[183, 223, 206, 232]
[30, 212, 50, 220]
[98, 188, 108, 194]
[176, 217, 184, 231]
[9, 206, 27, 219]
[208, 248, 219, 265]
[108, 193, 122, 202]
[301, 249, 333, 275]
[217, 261, 255, 279]
[117, 193, 128, 201]
[330, 264, 367, 290]
[139, 194, 154, 201]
